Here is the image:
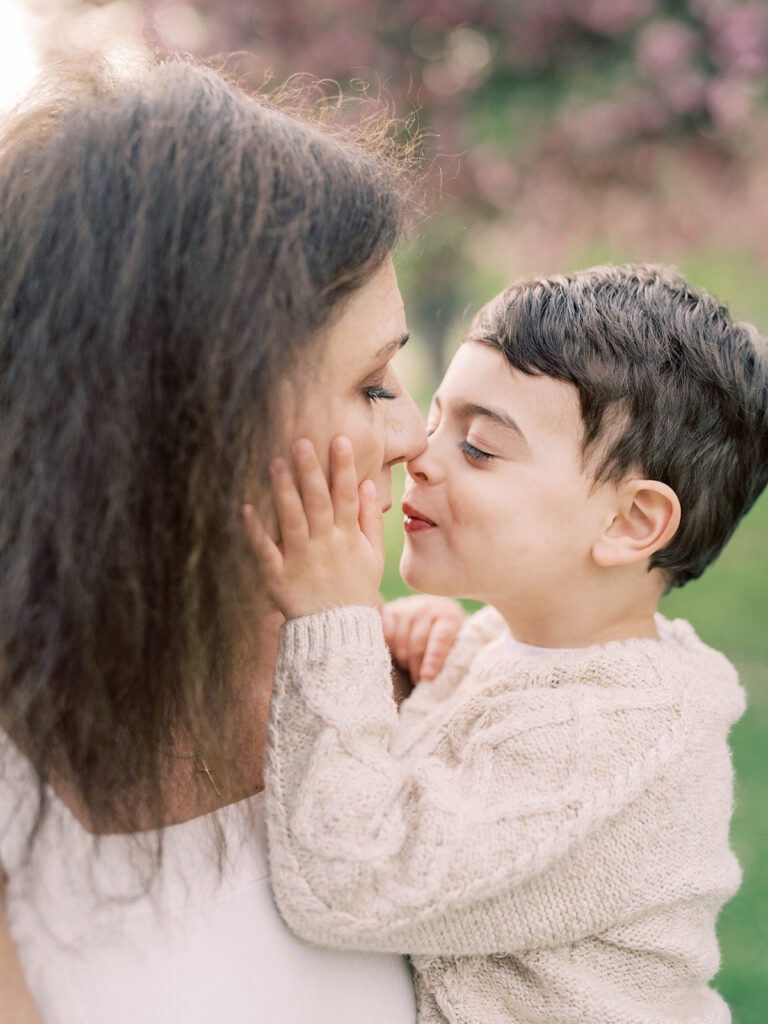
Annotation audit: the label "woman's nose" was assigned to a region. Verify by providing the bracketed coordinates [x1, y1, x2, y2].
[384, 387, 427, 467]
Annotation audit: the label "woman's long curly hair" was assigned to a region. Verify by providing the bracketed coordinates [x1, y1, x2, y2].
[0, 56, 417, 855]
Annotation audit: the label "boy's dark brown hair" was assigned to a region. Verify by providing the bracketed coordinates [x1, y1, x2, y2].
[468, 264, 768, 589]
[0, 55, 418, 854]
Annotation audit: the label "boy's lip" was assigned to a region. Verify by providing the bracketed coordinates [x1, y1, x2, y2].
[402, 500, 437, 528]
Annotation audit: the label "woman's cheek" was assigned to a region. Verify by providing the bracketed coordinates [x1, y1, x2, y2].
[354, 440, 384, 482]
[345, 409, 385, 479]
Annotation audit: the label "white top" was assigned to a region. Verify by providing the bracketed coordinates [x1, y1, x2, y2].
[0, 730, 416, 1024]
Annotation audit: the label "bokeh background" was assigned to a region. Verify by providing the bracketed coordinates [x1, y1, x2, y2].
[2, 2, 766, 1019]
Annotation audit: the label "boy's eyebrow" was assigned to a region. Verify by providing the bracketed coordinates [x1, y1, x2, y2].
[434, 395, 528, 443]
[374, 332, 410, 361]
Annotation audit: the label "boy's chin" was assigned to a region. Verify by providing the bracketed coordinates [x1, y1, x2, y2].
[400, 555, 457, 598]
[400, 553, 428, 592]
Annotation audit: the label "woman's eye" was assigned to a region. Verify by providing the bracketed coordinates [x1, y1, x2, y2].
[459, 439, 493, 462]
[364, 385, 399, 403]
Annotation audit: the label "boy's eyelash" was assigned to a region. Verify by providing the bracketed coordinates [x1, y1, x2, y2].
[364, 386, 399, 403]
[459, 439, 493, 461]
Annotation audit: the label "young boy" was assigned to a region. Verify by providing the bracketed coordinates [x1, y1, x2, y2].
[245, 264, 768, 1024]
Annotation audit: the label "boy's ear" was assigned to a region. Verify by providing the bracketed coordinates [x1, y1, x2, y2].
[592, 479, 681, 569]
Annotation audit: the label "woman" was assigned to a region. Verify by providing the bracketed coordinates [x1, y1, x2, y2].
[0, 57, 428, 1022]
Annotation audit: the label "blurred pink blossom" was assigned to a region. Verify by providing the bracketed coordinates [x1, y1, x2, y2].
[688, 0, 730, 16]
[574, 0, 656, 36]
[706, 75, 755, 128]
[708, 4, 768, 76]
[468, 145, 520, 208]
[301, 26, 378, 74]
[401, 0, 493, 27]
[563, 90, 668, 149]
[658, 70, 708, 115]
[29, 0, 768, 289]
[637, 20, 700, 78]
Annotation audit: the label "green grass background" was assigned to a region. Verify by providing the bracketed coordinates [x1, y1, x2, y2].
[662, 491, 768, 1022]
[384, 249, 768, 1022]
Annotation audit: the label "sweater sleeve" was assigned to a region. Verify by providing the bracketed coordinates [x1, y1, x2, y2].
[265, 606, 688, 956]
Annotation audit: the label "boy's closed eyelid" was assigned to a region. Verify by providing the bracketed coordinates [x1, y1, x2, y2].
[466, 435, 497, 452]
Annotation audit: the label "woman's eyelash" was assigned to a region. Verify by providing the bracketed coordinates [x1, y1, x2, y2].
[459, 439, 493, 461]
[364, 386, 399, 403]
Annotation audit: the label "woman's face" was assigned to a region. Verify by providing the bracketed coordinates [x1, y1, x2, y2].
[281, 258, 427, 511]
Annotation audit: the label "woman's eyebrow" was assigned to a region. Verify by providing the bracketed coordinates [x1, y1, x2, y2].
[373, 332, 410, 361]
[434, 394, 528, 444]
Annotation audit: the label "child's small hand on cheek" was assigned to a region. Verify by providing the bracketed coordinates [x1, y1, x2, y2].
[242, 436, 385, 620]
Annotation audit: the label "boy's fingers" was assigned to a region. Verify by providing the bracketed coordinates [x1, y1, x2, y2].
[270, 458, 309, 550]
[381, 604, 397, 646]
[330, 436, 360, 528]
[393, 606, 414, 666]
[408, 615, 434, 682]
[420, 619, 459, 680]
[241, 504, 284, 576]
[358, 479, 384, 555]
[293, 440, 333, 536]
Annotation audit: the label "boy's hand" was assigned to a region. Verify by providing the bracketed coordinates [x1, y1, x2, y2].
[381, 595, 467, 683]
[241, 436, 384, 620]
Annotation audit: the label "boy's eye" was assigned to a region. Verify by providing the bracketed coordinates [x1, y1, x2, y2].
[459, 439, 493, 462]
[363, 385, 398, 403]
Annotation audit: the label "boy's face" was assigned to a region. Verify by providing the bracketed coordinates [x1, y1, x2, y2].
[400, 341, 618, 607]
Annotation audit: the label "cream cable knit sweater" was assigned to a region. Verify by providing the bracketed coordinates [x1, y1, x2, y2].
[265, 605, 745, 1024]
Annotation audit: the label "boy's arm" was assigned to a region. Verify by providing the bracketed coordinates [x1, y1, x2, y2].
[245, 438, 686, 955]
[265, 605, 688, 956]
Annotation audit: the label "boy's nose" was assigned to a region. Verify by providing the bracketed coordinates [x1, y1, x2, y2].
[405, 437, 443, 483]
